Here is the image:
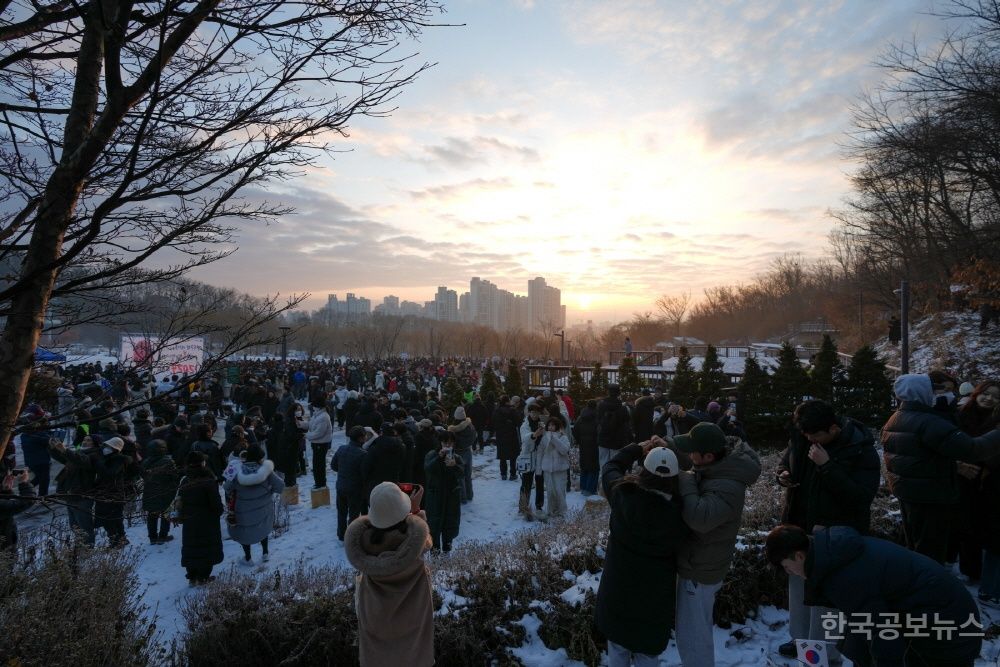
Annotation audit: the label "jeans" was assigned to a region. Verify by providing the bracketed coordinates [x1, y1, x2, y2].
[66, 497, 95, 546]
[336, 490, 363, 540]
[788, 572, 842, 662]
[146, 512, 170, 542]
[607, 640, 661, 667]
[520, 472, 544, 511]
[981, 551, 1000, 598]
[675, 577, 723, 667]
[311, 443, 330, 488]
[580, 471, 599, 495]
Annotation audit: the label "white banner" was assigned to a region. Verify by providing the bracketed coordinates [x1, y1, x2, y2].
[120, 335, 205, 376]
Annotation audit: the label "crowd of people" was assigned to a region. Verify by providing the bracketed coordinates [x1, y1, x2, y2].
[1, 355, 999, 666]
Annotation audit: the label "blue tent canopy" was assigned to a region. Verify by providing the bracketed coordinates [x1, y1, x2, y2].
[34, 347, 67, 363]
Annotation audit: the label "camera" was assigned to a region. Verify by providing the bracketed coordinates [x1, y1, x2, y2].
[396, 482, 416, 495]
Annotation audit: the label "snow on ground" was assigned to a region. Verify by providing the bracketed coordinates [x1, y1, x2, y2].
[874, 310, 1000, 380]
[128, 429, 589, 644]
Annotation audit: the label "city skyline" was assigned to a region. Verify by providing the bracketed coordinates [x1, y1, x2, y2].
[321, 275, 566, 331]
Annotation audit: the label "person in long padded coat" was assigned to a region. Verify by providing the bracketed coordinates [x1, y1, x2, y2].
[361, 425, 407, 501]
[411, 420, 439, 506]
[424, 430, 464, 552]
[492, 395, 521, 481]
[345, 482, 433, 667]
[332, 426, 369, 540]
[141, 439, 180, 545]
[572, 400, 600, 496]
[225, 444, 284, 564]
[179, 452, 224, 585]
[597, 442, 688, 664]
[449, 407, 477, 503]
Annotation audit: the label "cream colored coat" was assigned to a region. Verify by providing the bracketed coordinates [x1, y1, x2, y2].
[344, 513, 434, 666]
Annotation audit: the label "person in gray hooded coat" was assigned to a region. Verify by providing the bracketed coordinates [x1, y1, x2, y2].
[224, 444, 285, 563]
[882, 373, 1000, 563]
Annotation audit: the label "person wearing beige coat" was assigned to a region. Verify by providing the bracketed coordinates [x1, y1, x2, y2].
[344, 482, 434, 667]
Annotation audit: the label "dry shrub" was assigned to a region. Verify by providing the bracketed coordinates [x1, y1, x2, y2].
[174, 563, 359, 667]
[432, 508, 608, 666]
[0, 540, 161, 667]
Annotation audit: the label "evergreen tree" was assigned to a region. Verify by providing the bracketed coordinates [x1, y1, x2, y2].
[503, 358, 524, 398]
[567, 365, 589, 407]
[441, 377, 466, 416]
[771, 342, 810, 418]
[669, 346, 699, 407]
[589, 362, 608, 397]
[698, 344, 727, 400]
[617, 355, 644, 398]
[843, 346, 893, 424]
[737, 356, 771, 421]
[809, 334, 844, 405]
[480, 365, 500, 400]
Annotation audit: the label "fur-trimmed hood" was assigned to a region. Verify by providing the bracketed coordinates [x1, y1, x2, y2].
[236, 459, 275, 486]
[344, 514, 430, 579]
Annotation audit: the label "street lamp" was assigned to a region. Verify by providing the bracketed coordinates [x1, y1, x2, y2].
[553, 330, 566, 363]
[279, 326, 291, 363]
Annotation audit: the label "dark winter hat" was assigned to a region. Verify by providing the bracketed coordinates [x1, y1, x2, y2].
[98, 418, 116, 432]
[674, 422, 728, 455]
[173, 416, 189, 428]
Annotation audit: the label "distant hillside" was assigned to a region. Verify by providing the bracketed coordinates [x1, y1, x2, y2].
[873, 311, 1000, 381]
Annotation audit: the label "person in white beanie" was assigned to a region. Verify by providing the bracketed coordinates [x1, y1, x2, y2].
[345, 482, 433, 667]
[596, 440, 688, 666]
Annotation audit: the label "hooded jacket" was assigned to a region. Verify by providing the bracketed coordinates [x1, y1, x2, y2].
[805, 526, 981, 666]
[223, 459, 285, 545]
[882, 374, 1000, 504]
[676, 439, 761, 584]
[778, 417, 880, 533]
[344, 514, 433, 667]
[448, 418, 477, 453]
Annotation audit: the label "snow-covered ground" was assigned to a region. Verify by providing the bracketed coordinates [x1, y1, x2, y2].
[875, 310, 1000, 381]
[18, 421, 1000, 665]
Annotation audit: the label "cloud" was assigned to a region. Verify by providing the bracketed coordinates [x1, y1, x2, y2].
[408, 177, 513, 200]
[420, 135, 539, 167]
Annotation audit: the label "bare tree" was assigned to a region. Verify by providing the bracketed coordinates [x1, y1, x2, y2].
[0, 1, 443, 449]
[656, 291, 692, 338]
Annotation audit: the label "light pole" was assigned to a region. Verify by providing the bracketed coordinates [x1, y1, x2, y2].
[279, 326, 290, 363]
[554, 330, 565, 363]
[894, 281, 910, 374]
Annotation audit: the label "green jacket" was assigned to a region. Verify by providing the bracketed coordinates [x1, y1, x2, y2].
[676, 440, 761, 584]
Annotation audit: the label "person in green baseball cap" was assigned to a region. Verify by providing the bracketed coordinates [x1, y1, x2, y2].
[672, 421, 761, 667]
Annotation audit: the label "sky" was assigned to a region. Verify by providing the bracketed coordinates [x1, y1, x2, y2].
[186, 0, 945, 324]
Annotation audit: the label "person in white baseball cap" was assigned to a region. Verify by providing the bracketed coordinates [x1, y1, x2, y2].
[596, 440, 688, 667]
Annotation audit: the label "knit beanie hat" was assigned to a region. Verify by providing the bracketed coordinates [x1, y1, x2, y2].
[104, 437, 125, 453]
[959, 382, 974, 397]
[453, 406, 466, 421]
[368, 482, 411, 529]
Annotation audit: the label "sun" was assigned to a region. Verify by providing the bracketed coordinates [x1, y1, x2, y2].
[575, 293, 593, 310]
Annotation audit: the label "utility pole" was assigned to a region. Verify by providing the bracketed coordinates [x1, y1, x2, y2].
[280, 326, 290, 363]
[899, 281, 910, 374]
[554, 330, 565, 363]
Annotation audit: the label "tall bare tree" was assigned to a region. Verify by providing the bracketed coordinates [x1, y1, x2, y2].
[0, 1, 443, 450]
[656, 291, 691, 338]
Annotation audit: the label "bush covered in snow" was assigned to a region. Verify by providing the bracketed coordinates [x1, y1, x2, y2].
[0, 536, 161, 667]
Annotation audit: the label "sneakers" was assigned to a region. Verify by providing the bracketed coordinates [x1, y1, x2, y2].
[777, 641, 797, 658]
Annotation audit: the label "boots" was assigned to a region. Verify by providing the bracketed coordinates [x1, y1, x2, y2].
[518, 490, 534, 521]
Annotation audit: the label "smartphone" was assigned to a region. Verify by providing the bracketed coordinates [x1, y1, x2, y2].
[10, 468, 26, 476]
[397, 482, 415, 495]
[443, 448, 455, 464]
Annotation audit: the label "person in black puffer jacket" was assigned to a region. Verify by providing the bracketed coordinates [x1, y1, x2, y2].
[596, 442, 688, 663]
[882, 374, 1000, 564]
[178, 452, 224, 585]
[767, 524, 981, 667]
[596, 385, 634, 472]
[775, 399, 880, 661]
[573, 400, 600, 495]
[142, 440, 180, 545]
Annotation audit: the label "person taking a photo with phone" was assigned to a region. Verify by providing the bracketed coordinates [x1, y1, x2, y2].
[423, 430, 464, 553]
